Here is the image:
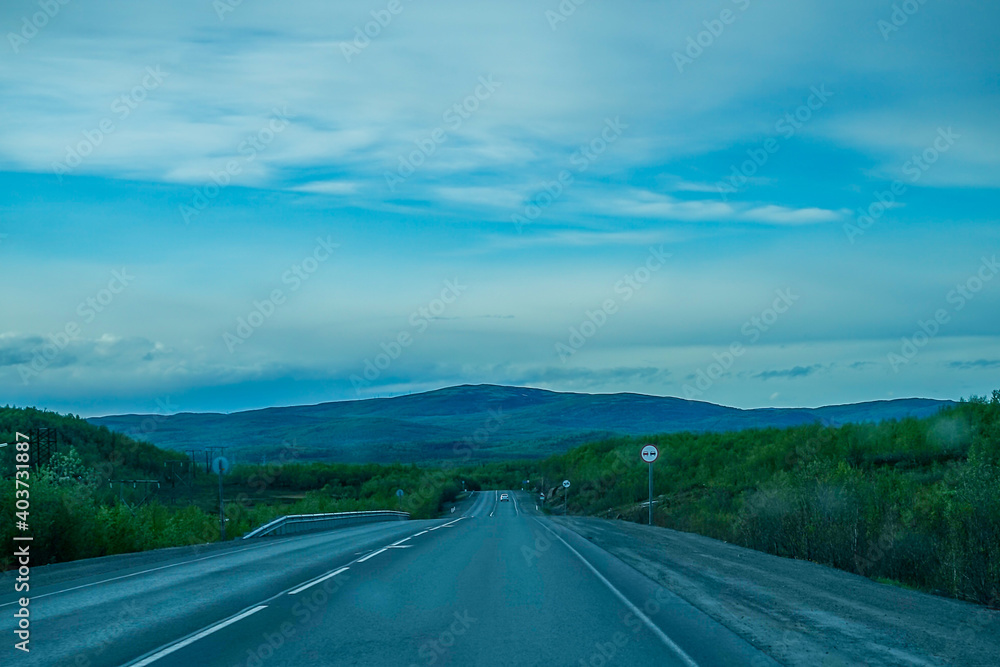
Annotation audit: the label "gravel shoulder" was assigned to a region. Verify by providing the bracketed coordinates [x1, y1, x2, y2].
[553, 516, 1000, 667]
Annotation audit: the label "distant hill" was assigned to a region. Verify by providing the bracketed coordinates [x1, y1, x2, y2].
[86, 385, 955, 464]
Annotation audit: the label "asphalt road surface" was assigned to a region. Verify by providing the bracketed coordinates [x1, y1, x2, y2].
[1, 491, 777, 666]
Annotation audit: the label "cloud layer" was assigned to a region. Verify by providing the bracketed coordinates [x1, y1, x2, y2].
[1, 0, 997, 415]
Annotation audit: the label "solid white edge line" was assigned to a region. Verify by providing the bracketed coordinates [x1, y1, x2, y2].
[288, 567, 349, 595]
[534, 520, 700, 667]
[128, 605, 268, 666]
[357, 547, 387, 562]
[413, 530, 429, 536]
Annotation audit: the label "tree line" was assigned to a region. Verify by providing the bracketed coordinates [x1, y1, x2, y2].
[534, 392, 999, 606]
[3, 394, 997, 607]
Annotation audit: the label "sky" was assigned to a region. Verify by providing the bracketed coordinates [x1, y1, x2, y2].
[1, 0, 998, 417]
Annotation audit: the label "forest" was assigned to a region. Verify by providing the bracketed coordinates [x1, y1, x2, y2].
[3, 392, 997, 606]
[538, 391, 1000, 606]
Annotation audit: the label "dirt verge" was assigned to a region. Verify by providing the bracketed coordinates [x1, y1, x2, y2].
[553, 516, 999, 666]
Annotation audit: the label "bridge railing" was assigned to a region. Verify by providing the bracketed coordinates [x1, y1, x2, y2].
[242, 510, 409, 539]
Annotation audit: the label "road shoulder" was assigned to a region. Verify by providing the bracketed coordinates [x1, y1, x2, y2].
[552, 516, 1000, 667]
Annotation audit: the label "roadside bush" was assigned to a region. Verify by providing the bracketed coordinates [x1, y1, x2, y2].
[538, 392, 1000, 606]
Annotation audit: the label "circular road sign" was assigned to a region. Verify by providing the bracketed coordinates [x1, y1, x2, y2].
[211, 456, 230, 475]
[562, 479, 571, 488]
[396, 489, 404, 497]
[640, 444, 659, 464]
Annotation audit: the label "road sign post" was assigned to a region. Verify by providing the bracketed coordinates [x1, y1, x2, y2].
[212, 456, 230, 540]
[648, 462, 653, 525]
[641, 445, 659, 526]
[562, 479, 571, 515]
[396, 488, 404, 508]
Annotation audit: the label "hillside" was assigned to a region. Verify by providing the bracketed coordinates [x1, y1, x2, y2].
[0, 406, 176, 479]
[0, 405, 489, 567]
[3, 393, 995, 604]
[87, 385, 954, 463]
[536, 392, 1000, 606]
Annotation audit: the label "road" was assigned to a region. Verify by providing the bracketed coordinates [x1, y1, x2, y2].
[1, 491, 777, 666]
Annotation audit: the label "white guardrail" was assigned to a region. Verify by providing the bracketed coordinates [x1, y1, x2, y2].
[242, 510, 409, 539]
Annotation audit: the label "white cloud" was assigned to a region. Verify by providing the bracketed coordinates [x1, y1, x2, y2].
[291, 180, 361, 195]
[739, 205, 847, 225]
[595, 190, 845, 225]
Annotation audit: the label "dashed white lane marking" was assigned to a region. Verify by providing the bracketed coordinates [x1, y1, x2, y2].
[128, 516, 468, 663]
[428, 517, 464, 531]
[129, 605, 268, 666]
[288, 567, 350, 595]
[125, 522, 467, 664]
[357, 547, 387, 563]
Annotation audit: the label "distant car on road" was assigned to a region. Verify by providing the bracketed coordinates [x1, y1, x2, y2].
[500, 493, 509, 502]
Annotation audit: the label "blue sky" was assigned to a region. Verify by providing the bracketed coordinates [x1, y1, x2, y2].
[1, 0, 998, 416]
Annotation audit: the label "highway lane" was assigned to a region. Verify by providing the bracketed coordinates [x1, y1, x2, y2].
[3, 491, 778, 666]
[0, 518, 429, 666]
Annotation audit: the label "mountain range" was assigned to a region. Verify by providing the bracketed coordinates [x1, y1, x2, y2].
[86, 385, 955, 464]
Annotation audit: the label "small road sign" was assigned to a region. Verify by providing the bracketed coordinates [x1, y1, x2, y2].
[211, 456, 230, 475]
[641, 444, 659, 463]
[396, 489, 404, 497]
[562, 479, 571, 488]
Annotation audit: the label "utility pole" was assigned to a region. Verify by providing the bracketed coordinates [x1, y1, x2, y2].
[184, 450, 200, 506]
[108, 480, 160, 516]
[219, 468, 225, 540]
[211, 456, 230, 541]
